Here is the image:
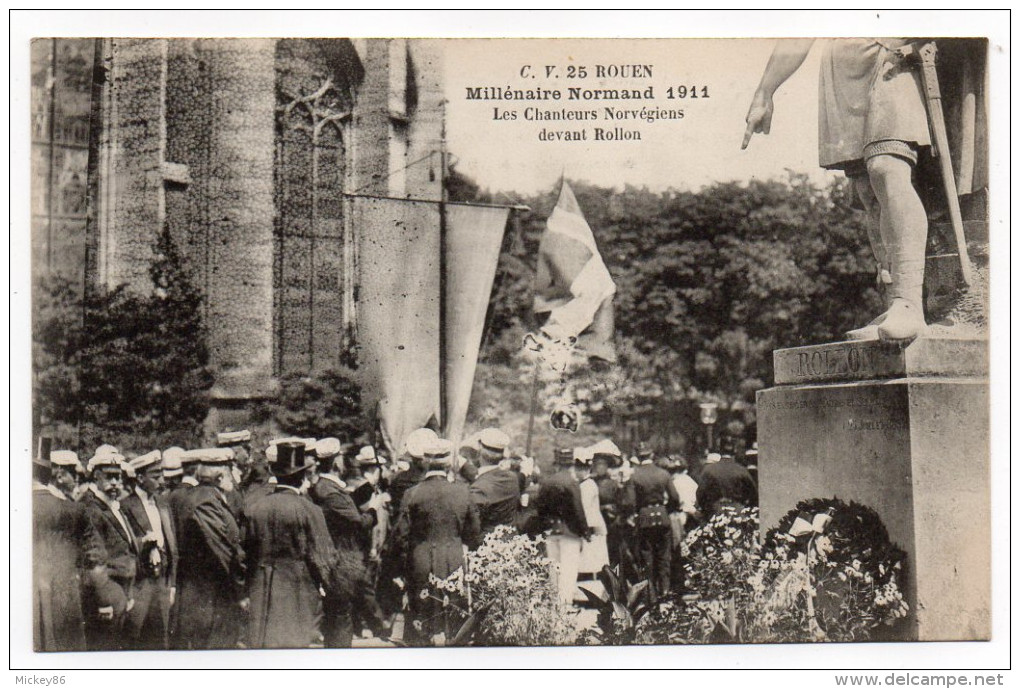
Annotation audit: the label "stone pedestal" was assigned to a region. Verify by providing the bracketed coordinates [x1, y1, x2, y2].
[757, 336, 990, 641]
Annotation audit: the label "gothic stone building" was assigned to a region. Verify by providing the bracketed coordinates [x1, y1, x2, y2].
[32, 38, 444, 427]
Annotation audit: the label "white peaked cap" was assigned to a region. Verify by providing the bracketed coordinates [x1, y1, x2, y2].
[588, 439, 622, 457]
[478, 428, 510, 453]
[424, 438, 454, 460]
[129, 450, 162, 472]
[404, 428, 439, 459]
[50, 450, 80, 468]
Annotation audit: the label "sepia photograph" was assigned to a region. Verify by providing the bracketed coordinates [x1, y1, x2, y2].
[10, 9, 1010, 677]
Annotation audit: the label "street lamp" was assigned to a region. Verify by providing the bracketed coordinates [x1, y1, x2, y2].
[699, 402, 719, 454]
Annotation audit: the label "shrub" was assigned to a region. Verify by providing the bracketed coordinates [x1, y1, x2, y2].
[272, 367, 366, 441]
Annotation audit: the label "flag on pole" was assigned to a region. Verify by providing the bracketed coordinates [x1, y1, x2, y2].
[532, 182, 617, 363]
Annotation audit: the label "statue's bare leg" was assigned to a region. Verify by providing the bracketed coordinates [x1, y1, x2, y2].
[866, 153, 928, 343]
[845, 175, 891, 340]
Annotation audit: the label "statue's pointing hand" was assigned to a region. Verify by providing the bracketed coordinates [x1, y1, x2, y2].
[741, 90, 774, 149]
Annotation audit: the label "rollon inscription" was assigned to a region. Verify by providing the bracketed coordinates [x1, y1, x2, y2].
[796, 344, 875, 379]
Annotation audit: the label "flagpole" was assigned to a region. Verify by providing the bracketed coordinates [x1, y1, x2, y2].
[439, 99, 449, 437]
[439, 159, 449, 438]
[524, 361, 541, 458]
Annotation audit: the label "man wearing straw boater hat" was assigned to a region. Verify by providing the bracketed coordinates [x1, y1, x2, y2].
[388, 427, 438, 514]
[243, 440, 335, 649]
[391, 438, 480, 644]
[171, 448, 245, 650]
[216, 430, 252, 520]
[49, 447, 85, 501]
[121, 450, 177, 650]
[167, 445, 204, 537]
[309, 438, 388, 646]
[32, 438, 105, 651]
[160, 446, 185, 495]
[78, 444, 137, 650]
[469, 428, 521, 536]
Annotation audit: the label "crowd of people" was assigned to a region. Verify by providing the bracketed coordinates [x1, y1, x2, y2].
[31, 426, 759, 651]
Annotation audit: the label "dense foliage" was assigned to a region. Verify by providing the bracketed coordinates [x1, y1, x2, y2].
[271, 367, 366, 441]
[33, 230, 214, 451]
[452, 172, 881, 455]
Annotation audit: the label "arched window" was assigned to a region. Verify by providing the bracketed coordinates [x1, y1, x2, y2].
[274, 40, 353, 374]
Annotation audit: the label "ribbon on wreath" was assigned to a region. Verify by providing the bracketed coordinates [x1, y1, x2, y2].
[788, 508, 836, 640]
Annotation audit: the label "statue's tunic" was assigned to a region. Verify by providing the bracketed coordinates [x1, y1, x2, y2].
[818, 38, 931, 171]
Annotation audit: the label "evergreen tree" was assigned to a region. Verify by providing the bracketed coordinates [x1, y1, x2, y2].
[34, 230, 214, 450]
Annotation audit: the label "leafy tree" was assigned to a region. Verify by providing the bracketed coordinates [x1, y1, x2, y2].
[469, 174, 880, 454]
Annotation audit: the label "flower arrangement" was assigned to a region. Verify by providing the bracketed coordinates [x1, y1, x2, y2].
[637, 500, 910, 644]
[757, 498, 910, 642]
[636, 506, 763, 644]
[681, 505, 762, 601]
[420, 526, 578, 646]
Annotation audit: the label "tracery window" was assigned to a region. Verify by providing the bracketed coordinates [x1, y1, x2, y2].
[274, 40, 353, 374]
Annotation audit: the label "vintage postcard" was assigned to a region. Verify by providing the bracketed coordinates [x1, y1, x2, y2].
[10, 10, 1010, 676]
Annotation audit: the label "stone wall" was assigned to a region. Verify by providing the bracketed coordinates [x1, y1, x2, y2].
[181, 40, 278, 409]
[94, 38, 166, 290]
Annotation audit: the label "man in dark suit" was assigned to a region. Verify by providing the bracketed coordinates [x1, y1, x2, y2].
[78, 447, 137, 650]
[244, 441, 335, 649]
[309, 438, 387, 646]
[589, 440, 624, 567]
[32, 443, 106, 652]
[167, 451, 202, 538]
[469, 428, 521, 537]
[172, 450, 245, 650]
[696, 452, 758, 517]
[622, 449, 680, 603]
[535, 448, 590, 605]
[387, 428, 437, 514]
[391, 439, 480, 644]
[121, 450, 177, 650]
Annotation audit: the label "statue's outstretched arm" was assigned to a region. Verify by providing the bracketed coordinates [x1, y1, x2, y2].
[742, 38, 815, 149]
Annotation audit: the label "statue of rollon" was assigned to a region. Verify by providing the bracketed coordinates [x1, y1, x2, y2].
[743, 38, 988, 344]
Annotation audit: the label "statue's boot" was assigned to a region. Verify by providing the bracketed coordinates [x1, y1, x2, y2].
[845, 210, 890, 341]
[877, 297, 926, 342]
[845, 268, 891, 341]
[877, 255, 926, 344]
[845, 314, 885, 341]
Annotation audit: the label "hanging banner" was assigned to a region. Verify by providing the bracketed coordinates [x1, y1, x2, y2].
[354, 196, 441, 454]
[443, 203, 510, 443]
